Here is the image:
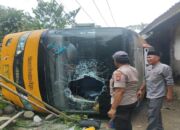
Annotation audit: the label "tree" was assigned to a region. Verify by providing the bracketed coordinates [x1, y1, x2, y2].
[22, 12, 42, 30]
[0, 6, 39, 42]
[0, 6, 25, 41]
[0, 0, 80, 42]
[33, 0, 80, 29]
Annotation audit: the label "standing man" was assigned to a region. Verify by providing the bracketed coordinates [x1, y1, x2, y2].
[137, 50, 174, 130]
[108, 51, 138, 130]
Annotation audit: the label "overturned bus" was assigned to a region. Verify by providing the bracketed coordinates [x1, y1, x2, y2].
[0, 27, 145, 115]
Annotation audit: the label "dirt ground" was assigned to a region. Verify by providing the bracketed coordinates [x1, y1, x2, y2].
[3, 99, 179, 130]
[133, 99, 180, 130]
[100, 99, 180, 130]
[2, 86, 180, 130]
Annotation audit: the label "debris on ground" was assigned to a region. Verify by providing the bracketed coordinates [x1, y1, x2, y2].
[0, 117, 11, 122]
[45, 113, 56, 120]
[79, 119, 101, 129]
[33, 115, 42, 123]
[0, 111, 24, 129]
[0, 88, 180, 130]
[23, 111, 35, 119]
[0, 109, 3, 116]
[3, 104, 16, 114]
[84, 126, 96, 130]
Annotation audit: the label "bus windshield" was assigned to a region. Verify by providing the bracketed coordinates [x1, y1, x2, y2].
[38, 28, 136, 112]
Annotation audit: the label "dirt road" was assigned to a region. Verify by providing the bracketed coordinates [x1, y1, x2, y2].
[100, 100, 180, 130]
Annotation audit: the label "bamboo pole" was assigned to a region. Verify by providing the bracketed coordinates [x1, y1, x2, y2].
[0, 83, 60, 117]
[0, 74, 76, 121]
[0, 111, 24, 129]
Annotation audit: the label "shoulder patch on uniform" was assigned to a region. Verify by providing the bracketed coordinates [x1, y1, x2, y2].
[114, 71, 122, 81]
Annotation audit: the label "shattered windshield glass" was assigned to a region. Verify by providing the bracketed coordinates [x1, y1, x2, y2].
[38, 28, 135, 113]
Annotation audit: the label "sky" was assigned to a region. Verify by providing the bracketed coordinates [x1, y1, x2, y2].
[0, 0, 179, 27]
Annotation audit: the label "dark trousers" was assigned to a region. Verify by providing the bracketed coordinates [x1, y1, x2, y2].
[147, 97, 164, 130]
[114, 102, 137, 130]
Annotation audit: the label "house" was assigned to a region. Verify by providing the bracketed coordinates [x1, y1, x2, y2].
[141, 2, 180, 82]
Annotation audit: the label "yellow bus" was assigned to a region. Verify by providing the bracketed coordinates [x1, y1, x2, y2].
[0, 27, 146, 114]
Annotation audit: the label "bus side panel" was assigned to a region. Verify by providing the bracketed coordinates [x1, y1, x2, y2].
[23, 30, 46, 112]
[1, 33, 26, 107]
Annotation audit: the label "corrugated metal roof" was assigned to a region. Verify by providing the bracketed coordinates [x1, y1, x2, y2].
[140, 1, 180, 34]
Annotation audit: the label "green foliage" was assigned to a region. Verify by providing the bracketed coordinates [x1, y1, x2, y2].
[0, 102, 7, 109]
[55, 114, 88, 123]
[22, 12, 42, 30]
[0, 6, 24, 42]
[0, 6, 38, 42]
[0, 94, 8, 109]
[53, 114, 88, 130]
[74, 126, 82, 130]
[15, 119, 31, 127]
[32, 0, 80, 29]
[0, 0, 80, 42]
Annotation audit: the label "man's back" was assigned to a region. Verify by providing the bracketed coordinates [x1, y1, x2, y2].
[112, 65, 138, 105]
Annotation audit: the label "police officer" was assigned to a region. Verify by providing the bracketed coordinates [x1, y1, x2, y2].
[108, 51, 138, 130]
[137, 50, 174, 130]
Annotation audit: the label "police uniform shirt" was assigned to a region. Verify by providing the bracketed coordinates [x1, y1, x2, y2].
[145, 62, 174, 99]
[110, 65, 138, 105]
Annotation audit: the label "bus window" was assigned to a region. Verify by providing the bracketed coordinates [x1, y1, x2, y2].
[13, 32, 31, 89]
[5, 38, 12, 46]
